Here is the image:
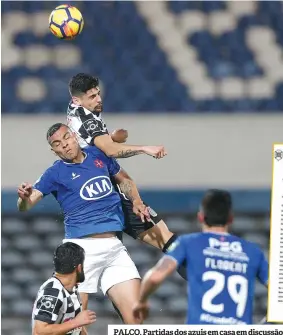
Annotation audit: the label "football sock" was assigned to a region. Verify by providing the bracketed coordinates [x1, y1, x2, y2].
[162, 234, 187, 281]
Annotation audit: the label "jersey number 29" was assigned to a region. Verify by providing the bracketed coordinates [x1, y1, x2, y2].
[201, 271, 248, 318]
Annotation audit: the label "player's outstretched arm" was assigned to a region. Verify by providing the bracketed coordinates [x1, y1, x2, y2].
[133, 256, 177, 322]
[17, 182, 43, 211]
[94, 134, 167, 159]
[33, 310, 96, 335]
[140, 256, 178, 300]
[114, 168, 151, 222]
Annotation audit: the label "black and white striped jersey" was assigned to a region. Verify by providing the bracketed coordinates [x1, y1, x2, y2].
[67, 101, 108, 148]
[32, 276, 82, 335]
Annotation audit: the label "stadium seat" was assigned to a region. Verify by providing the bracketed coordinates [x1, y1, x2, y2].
[28, 250, 53, 268]
[263, 216, 271, 231]
[243, 233, 268, 249]
[1, 284, 23, 300]
[2, 218, 28, 235]
[1, 236, 9, 250]
[2, 250, 25, 269]
[149, 299, 164, 313]
[44, 236, 64, 251]
[232, 217, 260, 232]
[12, 235, 42, 252]
[155, 282, 181, 299]
[164, 217, 192, 233]
[25, 281, 42, 300]
[1, 301, 10, 317]
[121, 234, 141, 249]
[10, 300, 33, 317]
[87, 298, 100, 312]
[31, 218, 63, 235]
[254, 282, 268, 296]
[167, 296, 188, 314]
[258, 295, 268, 311]
[13, 268, 40, 286]
[130, 250, 155, 266]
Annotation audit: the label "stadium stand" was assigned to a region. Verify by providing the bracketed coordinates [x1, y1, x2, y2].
[2, 212, 270, 332]
[1, 1, 283, 113]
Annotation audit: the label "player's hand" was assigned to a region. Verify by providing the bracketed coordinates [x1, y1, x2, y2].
[74, 310, 96, 327]
[133, 200, 151, 223]
[143, 146, 167, 159]
[17, 182, 33, 200]
[111, 129, 128, 143]
[133, 301, 149, 323]
[81, 326, 89, 335]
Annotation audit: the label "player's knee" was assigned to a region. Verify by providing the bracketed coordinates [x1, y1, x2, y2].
[121, 311, 143, 324]
[111, 299, 142, 324]
[138, 220, 174, 250]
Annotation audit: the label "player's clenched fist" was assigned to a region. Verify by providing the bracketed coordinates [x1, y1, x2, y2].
[133, 301, 149, 323]
[143, 146, 167, 159]
[133, 200, 150, 223]
[74, 310, 96, 327]
[17, 182, 33, 200]
[111, 129, 128, 143]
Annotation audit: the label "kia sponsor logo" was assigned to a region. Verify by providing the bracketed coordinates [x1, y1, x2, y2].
[80, 176, 113, 200]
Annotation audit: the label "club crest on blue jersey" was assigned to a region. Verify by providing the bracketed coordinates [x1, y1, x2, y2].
[94, 159, 104, 168]
[80, 176, 113, 200]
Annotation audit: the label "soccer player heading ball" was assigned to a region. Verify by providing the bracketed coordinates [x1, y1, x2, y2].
[66, 73, 188, 282]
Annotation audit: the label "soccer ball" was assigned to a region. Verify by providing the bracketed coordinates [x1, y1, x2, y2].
[49, 4, 84, 40]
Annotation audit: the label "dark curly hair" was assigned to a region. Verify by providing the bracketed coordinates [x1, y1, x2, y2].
[69, 73, 99, 96]
[53, 242, 85, 274]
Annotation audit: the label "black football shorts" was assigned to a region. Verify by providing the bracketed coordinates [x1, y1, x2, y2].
[112, 181, 161, 239]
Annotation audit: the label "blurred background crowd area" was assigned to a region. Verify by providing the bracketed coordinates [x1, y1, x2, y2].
[1, 213, 271, 334]
[2, 1, 283, 334]
[2, 0, 283, 113]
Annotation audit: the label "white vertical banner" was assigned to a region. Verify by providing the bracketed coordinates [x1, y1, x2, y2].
[268, 143, 283, 323]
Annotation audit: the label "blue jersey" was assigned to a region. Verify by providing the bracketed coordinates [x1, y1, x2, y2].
[33, 147, 124, 238]
[167, 232, 268, 325]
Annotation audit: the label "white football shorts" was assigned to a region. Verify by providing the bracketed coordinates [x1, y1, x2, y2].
[62, 237, 140, 294]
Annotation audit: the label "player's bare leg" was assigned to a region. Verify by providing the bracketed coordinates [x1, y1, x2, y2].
[138, 219, 174, 250]
[137, 220, 187, 280]
[107, 279, 142, 324]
